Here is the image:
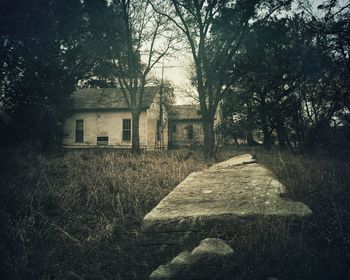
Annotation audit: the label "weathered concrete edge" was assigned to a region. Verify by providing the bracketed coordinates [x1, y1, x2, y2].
[143, 209, 312, 233]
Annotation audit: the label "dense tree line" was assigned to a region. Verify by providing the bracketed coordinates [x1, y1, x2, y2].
[221, 0, 350, 149]
[0, 0, 121, 149]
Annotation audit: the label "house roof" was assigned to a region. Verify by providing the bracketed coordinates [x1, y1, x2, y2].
[70, 87, 160, 111]
[169, 104, 202, 120]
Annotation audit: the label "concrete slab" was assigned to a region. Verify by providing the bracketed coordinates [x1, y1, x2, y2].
[142, 154, 312, 244]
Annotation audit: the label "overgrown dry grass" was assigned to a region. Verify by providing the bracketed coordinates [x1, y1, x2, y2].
[252, 149, 350, 280]
[0, 146, 349, 280]
[0, 147, 208, 280]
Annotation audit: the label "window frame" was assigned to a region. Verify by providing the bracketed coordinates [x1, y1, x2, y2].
[97, 136, 109, 145]
[75, 119, 84, 143]
[122, 119, 131, 142]
[187, 124, 194, 140]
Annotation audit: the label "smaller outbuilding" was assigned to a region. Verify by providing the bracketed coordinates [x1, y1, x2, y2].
[168, 104, 222, 148]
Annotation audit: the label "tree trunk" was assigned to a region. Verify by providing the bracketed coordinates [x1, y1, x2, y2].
[246, 99, 255, 146]
[233, 132, 240, 146]
[131, 110, 140, 154]
[246, 130, 254, 146]
[39, 112, 53, 151]
[276, 123, 287, 149]
[202, 115, 215, 159]
[260, 106, 271, 149]
[262, 125, 272, 149]
[40, 134, 51, 152]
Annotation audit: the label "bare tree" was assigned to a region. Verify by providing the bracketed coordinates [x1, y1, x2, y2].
[150, 0, 291, 158]
[112, 0, 177, 154]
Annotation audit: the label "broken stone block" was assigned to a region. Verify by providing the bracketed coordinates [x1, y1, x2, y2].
[192, 238, 234, 257]
[149, 238, 235, 280]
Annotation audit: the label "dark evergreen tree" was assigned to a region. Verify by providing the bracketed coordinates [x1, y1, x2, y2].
[0, 0, 121, 149]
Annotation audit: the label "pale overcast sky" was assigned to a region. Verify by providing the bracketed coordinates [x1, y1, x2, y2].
[151, 51, 197, 104]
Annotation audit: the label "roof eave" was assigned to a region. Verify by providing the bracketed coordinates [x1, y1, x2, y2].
[69, 107, 149, 113]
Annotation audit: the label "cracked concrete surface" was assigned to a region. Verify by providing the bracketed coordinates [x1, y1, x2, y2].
[142, 154, 312, 246]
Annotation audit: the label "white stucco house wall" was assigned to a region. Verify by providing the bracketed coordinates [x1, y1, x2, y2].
[62, 87, 222, 149]
[62, 87, 168, 149]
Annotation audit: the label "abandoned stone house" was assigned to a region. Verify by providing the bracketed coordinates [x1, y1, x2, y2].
[62, 88, 221, 149]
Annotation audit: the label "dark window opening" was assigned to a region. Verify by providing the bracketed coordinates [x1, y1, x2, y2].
[187, 125, 194, 140]
[75, 120, 84, 143]
[122, 119, 131, 141]
[97, 136, 108, 145]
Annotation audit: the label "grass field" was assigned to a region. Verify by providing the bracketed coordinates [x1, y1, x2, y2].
[0, 146, 349, 279]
